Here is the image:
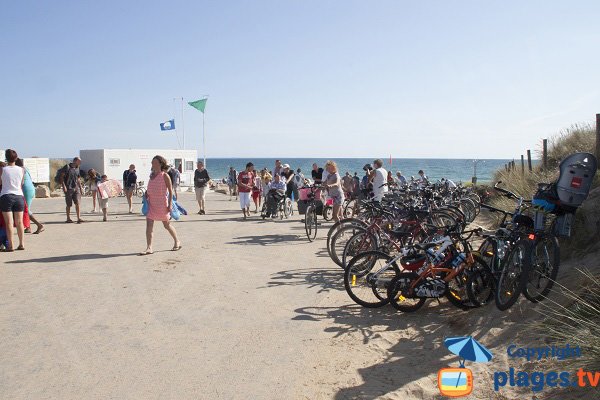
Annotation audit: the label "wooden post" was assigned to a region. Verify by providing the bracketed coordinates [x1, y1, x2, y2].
[543, 139, 548, 170]
[521, 155, 525, 174]
[596, 114, 600, 164]
[527, 150, 532, 171]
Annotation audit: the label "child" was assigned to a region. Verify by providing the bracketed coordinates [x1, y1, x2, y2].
[98, 175, 109, 221]
[0, 216, 9, 250]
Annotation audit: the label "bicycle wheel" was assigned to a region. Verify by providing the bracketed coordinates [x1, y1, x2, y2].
[326, 218, 366, 258]
[445, 267, 479, 310]
[387, 272, 426, 312]
[523, 234, 560, 303]
[330, 225, 368, 267]
[342, 230, 379, 268]
[305, 207, 318, 242]
[344, 251, 400, 308]
[429, 210, 457, 228]
[466, 255, 495, 307]
[495, 240, 531, 311]
[342, 199, 357, 218]
[323, 205, 333, 221]
[136, 188, 145, 197]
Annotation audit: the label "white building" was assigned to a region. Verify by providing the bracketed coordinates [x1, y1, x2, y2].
[1, 149, 50, 183]
[79, 149, 198, 187]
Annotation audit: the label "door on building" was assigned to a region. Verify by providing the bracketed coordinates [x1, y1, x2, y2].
[174, 158, 183, 172]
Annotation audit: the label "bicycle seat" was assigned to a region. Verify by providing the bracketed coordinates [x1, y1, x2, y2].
[414, 242, 438, 251]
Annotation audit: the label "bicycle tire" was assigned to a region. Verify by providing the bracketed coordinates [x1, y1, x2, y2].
[523, 234, 560, 303]
[495, 240, 531, 311]
[466, 263, 495, 307]
[323, 205, 333, 221]
[341, 230, 379, 268]
[330, 225, 368, 266]
[136, 188, 145, 197]
[387, 272, 427, 312]
[344, 251, 400, 308]
[326, 218, 366, 258]
[305, 207, 318, 242]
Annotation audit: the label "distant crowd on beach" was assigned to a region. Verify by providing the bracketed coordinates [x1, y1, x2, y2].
[1, 148, 450, 254]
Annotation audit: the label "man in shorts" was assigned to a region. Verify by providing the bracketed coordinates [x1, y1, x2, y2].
[194, 161, 210, 215]
[122, 164, 137, 213]
[61, 157, 84, 223]
[237, 162, 255, 219]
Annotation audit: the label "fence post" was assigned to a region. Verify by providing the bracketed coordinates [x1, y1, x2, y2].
[596, 114, 600, 164]
[543, 139, 548, 170]
[521, 155, 525, 174]
[527, 150, 532, 171]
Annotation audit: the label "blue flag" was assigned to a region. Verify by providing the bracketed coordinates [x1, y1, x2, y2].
[160, 119, 175, 131]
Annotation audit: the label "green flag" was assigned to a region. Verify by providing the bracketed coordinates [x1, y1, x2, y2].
[188, 98, 207, 113]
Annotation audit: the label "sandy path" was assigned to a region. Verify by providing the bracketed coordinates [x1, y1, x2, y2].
[0, 191, 344, 399]
[1, 191, 595, 399]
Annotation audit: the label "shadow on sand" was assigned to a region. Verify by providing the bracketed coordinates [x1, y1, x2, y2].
[226, 234, 306, 246]
[264, 265, 531, 399]
[6, 252, 140, 264]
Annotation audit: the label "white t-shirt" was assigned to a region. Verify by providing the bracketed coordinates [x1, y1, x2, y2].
[372, 167, 388, 200]
[0, 165, 24, 196]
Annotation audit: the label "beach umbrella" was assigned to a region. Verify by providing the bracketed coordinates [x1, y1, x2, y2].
[444, 336, 493, 364]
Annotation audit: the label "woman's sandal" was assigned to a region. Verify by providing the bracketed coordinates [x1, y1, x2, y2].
[138, 250, 154, 256]
[16, 245, 25, 250]
[33, 226, 45, 234]
[171, 245, 182, 251]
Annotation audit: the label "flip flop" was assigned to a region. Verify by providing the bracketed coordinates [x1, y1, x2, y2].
[138, 250, 154, 256]
[33, 226, 45, 234]
[77, 220, 85, 224]
[16, 246, 25, 250]
[171, 245, 182, 251]
[65, 219, 74, 223]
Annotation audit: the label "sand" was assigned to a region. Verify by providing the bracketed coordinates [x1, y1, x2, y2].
[1, 191, 596, 400]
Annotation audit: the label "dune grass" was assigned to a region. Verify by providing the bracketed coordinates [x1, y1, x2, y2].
[486, 124, 599, 257]
[532, 269, 600, 372]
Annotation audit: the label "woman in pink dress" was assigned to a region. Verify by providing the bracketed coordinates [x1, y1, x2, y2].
[140, 155, 181, 255]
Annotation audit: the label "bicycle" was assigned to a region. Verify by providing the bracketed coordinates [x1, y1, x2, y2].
[304, 185, 323, 242]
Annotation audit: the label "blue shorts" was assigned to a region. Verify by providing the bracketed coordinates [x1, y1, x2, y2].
[0, 194, 25, 212]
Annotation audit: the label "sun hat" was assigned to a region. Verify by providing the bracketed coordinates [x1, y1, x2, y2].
[282, 163, 290, 169]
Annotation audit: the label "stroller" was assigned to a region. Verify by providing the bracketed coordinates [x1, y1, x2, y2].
[532, 152, 597, 237]
[261, 189, 294, 220]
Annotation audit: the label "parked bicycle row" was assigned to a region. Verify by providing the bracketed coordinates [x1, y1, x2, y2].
[323, 152, 597, 313]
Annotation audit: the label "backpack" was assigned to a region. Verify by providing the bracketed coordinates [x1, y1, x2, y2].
[54, 164, 70, 184]
[167, 168, 180, 186]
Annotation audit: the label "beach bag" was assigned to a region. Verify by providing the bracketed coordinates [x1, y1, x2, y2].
[170, 204, 181, 220]
[141, 196, 149, 215]
[175, 200, 187, 216]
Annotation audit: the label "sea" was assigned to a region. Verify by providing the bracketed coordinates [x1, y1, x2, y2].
[203, 158, 513, 184]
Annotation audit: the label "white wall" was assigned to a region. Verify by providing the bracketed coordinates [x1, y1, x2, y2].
[80, 149, 198, 186]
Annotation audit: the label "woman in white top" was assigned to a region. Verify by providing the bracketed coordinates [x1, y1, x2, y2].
[370, 159, 388, 202]
[0, 149, 26, 251]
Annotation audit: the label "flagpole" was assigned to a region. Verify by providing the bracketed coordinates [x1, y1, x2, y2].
[203, 111, 206, 167]
[181, 97, 186, 150]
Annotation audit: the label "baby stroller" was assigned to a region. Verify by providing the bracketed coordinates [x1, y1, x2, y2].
[261, 189, 293, 220]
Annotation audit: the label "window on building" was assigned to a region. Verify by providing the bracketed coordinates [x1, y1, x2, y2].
[186, 161, 194, 171]
[109, 158, 120, 166]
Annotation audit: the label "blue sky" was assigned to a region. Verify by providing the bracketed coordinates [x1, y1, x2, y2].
[1, 0, 599, 158]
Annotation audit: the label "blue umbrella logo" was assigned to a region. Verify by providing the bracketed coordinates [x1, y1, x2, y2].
[438, 336, 492, 396]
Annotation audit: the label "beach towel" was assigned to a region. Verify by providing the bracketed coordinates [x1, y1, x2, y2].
[98, 179, 123, 199]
